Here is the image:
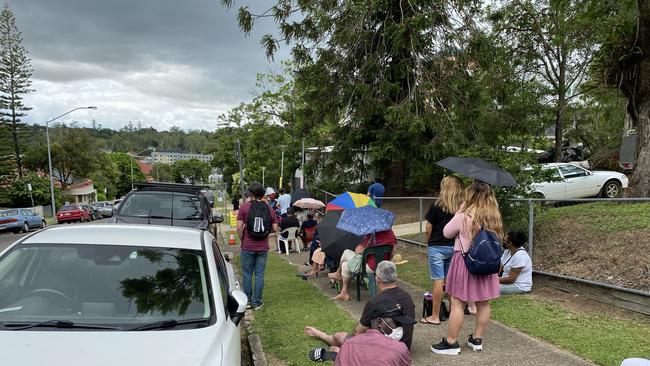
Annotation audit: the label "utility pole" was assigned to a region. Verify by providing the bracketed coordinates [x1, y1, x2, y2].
[235, 140, 245, 198]
[301, 138, 305, 189]
[279, 149, 284, 189]
[262, 166, 266, 187]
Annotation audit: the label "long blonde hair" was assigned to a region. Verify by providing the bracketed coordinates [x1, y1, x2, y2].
[435, 176, 464, 214]
[463, 181, 504, 240]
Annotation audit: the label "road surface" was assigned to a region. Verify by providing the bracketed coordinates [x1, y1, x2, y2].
[0, 218, 109, 253]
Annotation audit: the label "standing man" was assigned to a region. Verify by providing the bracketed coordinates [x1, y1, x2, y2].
[367, 178, 386, 208]
[277, 188, 292, 218]
[237, 181, 279, 310]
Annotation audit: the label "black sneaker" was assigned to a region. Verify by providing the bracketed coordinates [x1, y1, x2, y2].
[253, 302, 264, 310]
[431, 338, 461, 355]
[468, 334, 483, 351]
[246, 303, 252, 310]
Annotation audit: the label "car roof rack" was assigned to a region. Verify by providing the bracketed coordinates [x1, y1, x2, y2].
[132, 181, 209, 193]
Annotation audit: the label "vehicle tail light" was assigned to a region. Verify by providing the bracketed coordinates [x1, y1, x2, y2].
[0, 218, 18, 224]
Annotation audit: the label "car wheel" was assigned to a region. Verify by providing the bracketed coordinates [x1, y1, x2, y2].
[23, 222, 29, 233]
[41, 220, 47, 229]
[602, 180, 622, 198]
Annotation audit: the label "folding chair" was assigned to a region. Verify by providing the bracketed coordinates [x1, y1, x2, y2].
[276, 227, 301, 255]
[356, 245, 393, 301]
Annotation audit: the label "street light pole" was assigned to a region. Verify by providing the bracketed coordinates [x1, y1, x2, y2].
[262, 166, 266, 187]
[44, 106, 97, 218]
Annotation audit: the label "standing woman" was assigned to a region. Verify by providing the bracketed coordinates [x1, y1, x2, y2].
[431, 181, 503, 355]
[421, 176, 464, 325]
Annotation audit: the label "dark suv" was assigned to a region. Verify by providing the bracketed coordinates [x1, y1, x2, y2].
[110, 182, 223, 235]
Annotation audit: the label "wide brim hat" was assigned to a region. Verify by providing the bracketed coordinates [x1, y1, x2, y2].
[391, 253, 408, 265]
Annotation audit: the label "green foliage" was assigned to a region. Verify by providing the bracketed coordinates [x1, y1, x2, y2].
[151, 163, 174, 183]
[0, 4, 33, 177]
[110, 152, 145, 197]
[172, 158, 211, 184]
[90, 152, 119, 200]
[6, 172, 60, 207]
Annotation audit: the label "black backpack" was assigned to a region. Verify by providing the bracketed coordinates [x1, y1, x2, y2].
[246, 200, 272, 239]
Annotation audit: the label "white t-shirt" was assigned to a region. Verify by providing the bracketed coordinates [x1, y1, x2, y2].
[278, 194, 292, 215]
[500, 249, 532, 292]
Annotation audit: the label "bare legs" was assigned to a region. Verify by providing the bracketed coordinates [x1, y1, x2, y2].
[304, 326, 348, 351]
[422, 279, 445, 324]
[446, 296, 491, 343]
[329, 262, 351, 301]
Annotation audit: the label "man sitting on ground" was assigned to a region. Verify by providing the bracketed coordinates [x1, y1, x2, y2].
[304, 261, 416, 354]
[277, 207, 300, 253]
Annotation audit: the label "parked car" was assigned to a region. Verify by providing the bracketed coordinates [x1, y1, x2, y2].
[93, 201, 114, 218]
[56, 204, 92, 224]
[83, 204, 101, 221]
[532, 163, 629, 199]
[112, 199, 123, 215]
[110, 182, 223, 236]
[0, 209, 46, 234]
[0, 224, 246, 366]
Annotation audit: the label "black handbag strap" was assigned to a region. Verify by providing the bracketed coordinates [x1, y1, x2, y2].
[502, 248, 525, 268]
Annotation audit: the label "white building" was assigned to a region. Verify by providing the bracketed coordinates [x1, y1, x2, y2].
[152, 151, 214, 165]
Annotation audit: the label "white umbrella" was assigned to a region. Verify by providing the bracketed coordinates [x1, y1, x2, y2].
[293, 198, 325, 209]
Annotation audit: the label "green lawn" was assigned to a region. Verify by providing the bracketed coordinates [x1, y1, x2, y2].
[394, 249, 650, 366]
[235, 254, 356, 366]
[535, 202, 650, 234]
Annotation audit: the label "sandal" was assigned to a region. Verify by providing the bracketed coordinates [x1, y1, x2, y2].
[309, 347, 336, 362]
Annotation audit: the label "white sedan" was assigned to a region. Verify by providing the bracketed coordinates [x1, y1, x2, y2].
[532, 163, 629, 199]
[0, 224, 247, 366]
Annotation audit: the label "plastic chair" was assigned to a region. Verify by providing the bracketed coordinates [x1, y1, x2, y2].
[277, 227, 301, 255]
[356, 245, 393, 301]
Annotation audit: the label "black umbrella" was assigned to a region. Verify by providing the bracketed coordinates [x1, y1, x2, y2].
[436, 157, 517, 187]
[319, 211, 363, 261]
[290, 188, 311, 206]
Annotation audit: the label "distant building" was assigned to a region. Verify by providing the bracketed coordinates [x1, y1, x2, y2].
[152, 151, 213, 165]
[66, 179, 97, 204]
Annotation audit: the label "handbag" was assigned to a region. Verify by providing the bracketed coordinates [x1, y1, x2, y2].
[422, 292, 449, 321]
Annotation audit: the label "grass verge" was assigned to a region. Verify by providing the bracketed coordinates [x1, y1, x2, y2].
[535, 201, 650, 234]
[394, 246, 650, 366]
[234, 253, 356, 366]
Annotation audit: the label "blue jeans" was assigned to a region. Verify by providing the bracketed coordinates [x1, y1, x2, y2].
[428, 246, 454, 280]
[500, 283, 529, 295]
[240, 250, 268, 306]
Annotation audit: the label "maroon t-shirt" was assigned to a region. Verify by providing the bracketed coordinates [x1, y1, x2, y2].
[237, 200, 278, 252]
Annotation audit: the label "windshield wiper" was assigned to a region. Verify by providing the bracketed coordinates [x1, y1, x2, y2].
[4, 319, 124, 331]
[129, 318, 210, 331]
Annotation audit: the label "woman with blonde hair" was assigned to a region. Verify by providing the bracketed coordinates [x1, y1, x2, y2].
[431, 181, 503, 355]
[421, 175, 464, 325]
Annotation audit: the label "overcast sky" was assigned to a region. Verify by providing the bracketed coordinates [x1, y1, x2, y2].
[11, 0, 287, 131]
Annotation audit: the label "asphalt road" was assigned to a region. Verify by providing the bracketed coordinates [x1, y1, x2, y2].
[0, 218, 109, 253]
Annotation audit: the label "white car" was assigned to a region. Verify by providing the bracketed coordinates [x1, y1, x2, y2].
[532, 163, 629, 199]
[0, 224, 246, 366]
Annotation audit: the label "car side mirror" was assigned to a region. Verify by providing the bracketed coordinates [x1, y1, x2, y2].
[211, 214, 224, 224]
[227, 289, 247, 326]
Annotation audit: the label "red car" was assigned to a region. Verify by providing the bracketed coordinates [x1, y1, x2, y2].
[56, 204, 92, 224]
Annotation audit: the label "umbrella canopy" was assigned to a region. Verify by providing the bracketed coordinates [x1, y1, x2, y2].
[293, 198, 325, 209]
[326, 192, 376, 212]
[336, 206, 395, 236]
[290, 188, 311, 206]
[319, 211, 363, 261]
[436, 157, 517, 187]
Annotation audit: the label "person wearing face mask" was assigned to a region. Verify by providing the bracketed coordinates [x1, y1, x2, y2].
[304, 261, 416, 361]
[333, 305, 415, 365]
[499, 231, 533, 294]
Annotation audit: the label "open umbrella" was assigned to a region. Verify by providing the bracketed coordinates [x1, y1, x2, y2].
[325, 192, 376, 212]
[436, 157, 517, 187]
[336, 206, 395, 237]
[290, 188, 311, 206]
[293, 198, 325, 209]
[319, 211, 363, 261]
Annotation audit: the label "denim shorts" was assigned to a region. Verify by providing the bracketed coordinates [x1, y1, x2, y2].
[428, 245, 454, 280]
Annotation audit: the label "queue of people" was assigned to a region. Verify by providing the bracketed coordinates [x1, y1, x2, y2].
[235, 175, 536, 364]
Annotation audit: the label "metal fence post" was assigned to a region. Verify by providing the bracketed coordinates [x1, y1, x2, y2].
[418, 198, 423, 244]
[528, 199, 534, 259]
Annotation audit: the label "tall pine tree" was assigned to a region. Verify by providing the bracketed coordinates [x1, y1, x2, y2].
[0, 4, 33, 178]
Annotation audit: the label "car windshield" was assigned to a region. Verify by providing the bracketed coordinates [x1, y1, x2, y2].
[119, 192, 203, 221]
[59, 205, 78, 211]
[94, 202, 105, 208]
[0, 244, 213, 327]
[0, 210, 18, 217]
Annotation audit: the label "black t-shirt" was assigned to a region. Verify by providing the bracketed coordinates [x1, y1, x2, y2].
[359, 287, 415, 349]
[279, 216, 300, 238]
[425, 204, 455, 246]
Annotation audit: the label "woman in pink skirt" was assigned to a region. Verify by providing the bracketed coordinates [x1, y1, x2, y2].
[431, 181, 503, 355]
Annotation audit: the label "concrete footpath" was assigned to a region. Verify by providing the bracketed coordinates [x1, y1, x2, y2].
[275, 249, 594, 366]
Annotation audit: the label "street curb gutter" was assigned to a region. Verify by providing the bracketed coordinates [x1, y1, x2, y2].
[244, 311, 267, 366]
